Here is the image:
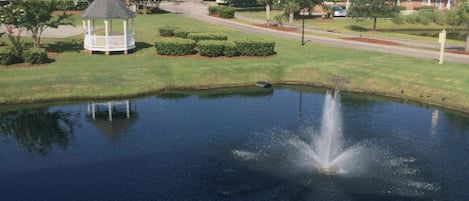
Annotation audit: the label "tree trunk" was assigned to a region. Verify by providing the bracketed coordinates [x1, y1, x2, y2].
[266, 3, 271, 25]
[373, 17, 377, 31]
[466, 27, 469, 52]
[289, 11, 294, 25]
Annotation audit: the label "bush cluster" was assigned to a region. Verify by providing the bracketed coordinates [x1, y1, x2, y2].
[0, 47, 14, 65]
[394, 11, 448, 26]
[235, 39, 275, 56]
[55, 0, 89, 11]
[208, 6, 235, 19]
[174, 29, 193, 38]
[198, 40, 226, 57]
[223, 41, 240, 57]
[187, 32, 228, 42]
[155, 38, 197, 56]
[23, 48, 48, 64]
[158, 26, 177, 36]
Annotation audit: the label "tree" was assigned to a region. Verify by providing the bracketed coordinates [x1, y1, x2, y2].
[348, 0, 400, 31]
[282, 0, 300, 25]
[0, 0, 72, 48]
[261, 0, 276, 25]
[448, 0, 469, 52]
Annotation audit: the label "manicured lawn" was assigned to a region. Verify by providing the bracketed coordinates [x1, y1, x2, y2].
[237, 10, 466, 46]
[0, 13, 468, 113]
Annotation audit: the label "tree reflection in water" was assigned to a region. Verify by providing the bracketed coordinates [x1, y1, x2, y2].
[0, 109, 79, 156]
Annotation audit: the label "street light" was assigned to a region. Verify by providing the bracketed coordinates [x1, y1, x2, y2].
[301, 15, 305, 46]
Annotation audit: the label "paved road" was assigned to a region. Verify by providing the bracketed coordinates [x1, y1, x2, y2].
[160, 1, 469, 64]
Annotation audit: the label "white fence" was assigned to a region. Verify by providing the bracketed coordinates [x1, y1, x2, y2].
[84, 34, 135, 52]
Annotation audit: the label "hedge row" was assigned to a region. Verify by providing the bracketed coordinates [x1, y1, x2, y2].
[158, 26, 177, 37]
[155, 38, 197, 56]
[208, 6, 235, 19]
[0, 47, 48, 65]
[187, 32, 228, 42]
[155, 38, 275, 57]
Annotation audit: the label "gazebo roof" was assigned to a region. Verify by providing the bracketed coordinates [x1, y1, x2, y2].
[81, 0, 135, 19]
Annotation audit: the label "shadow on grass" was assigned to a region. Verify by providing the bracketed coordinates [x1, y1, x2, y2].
[46, 39, 83, 53]
[346, 25, 369, 32]
[135, 42, 153, 52]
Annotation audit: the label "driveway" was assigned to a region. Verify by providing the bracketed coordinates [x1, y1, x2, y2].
[159, 1, 469, 64]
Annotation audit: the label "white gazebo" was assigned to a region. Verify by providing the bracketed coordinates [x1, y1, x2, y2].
[81, 0, 136, 55]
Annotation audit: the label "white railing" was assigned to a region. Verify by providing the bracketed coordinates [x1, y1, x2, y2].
[84, 34, 135, 51]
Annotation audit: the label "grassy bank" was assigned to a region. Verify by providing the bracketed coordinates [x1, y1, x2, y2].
[0, 13, 468, 113]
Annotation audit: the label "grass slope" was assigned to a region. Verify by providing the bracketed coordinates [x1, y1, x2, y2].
[0, 13, 468, 112]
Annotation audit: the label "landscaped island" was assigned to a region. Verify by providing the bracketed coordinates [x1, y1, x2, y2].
[0, 13, 468, 113]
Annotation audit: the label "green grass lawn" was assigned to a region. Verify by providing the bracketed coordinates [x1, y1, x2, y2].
[0, 13, 468, 113]
[237, 10, 466, 46]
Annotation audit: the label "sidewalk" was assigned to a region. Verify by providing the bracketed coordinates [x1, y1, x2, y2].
[159, 1, 469, 64]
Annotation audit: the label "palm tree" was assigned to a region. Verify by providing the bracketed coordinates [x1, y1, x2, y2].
[262, 0, 275, 25]
[283, 0, 300, 25]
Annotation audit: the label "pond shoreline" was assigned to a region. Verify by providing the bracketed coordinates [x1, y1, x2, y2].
[1, 82, 467, 115]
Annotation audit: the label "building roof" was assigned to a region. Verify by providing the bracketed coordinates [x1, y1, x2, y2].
[81, 0, 135, 19]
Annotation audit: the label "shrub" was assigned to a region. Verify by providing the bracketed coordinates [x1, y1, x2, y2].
[155, 38, 197, 56]
[158, 26, 177, 37]
[23, 47, 48, 64]
[75, 1, 89, 10]
[187, 32, 228, 42]
[227, 0, 258, 8]
[208, 6, 218, 16]
[0, 47, 14, 65]
[217, 6, 235, 19]
[198, 40, 225, 57]
[223, 41, 239, 57]
[56, 0, 75, 11]
[235, 39, 275, 56]
[392, 14, 406, 25]
[174, 29, 193, 38]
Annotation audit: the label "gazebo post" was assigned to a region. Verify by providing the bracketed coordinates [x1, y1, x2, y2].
[123, 19, 128, 54]
[104, 20, 110, 55]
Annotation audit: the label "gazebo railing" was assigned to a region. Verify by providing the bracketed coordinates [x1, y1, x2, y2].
[84, 34, 135, 51]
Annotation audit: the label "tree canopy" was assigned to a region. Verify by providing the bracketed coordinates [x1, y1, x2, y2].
[448, 0, 469, 52]
[348, 0, 400, 30]
[0, 0, 73, 47]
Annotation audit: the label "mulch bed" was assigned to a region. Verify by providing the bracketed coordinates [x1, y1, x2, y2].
[254, 24, 297, 32]
[447, 49, 469, 55]
[342, 37, 401, 46]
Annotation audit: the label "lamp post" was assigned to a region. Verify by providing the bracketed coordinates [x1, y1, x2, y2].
[301, 15, 305, 46]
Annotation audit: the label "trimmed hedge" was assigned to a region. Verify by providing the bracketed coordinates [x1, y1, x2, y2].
[208, 6, 235, 19]
[23, 48, 48, 64]
[223, 41, 239, 57]
[198, 40, 225, 57]
[208, 6, 218, 16]
[217, 6, 235, 19]
[0, 47, 14, 65]
[158, 26, 177, 36]
[174, 29, 193, 38]
[187, 32, 228, 42]
[235, 39, 275, 56]
[155, 38, 197, 56]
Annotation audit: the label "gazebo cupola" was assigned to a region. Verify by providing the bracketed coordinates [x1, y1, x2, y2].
[81, 0, 136, 55]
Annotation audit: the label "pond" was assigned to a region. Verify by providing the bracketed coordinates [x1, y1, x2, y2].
[0, 86, 468, 201]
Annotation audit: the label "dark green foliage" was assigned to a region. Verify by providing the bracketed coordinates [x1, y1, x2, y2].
[0, 47, 14, 65]
[349, 0, 400, 30]
[227, 0, 258, 7]
[223, 41, 239, 57]
[217, 6, 235, 18]
[56, 0, 75, 11]
[155, 38, 196, 56]
[23, 47, 48, 64]
[174, 29, 193, 38]
[235, 39, 275, 56]
[187, 32, 228, 42]
[75, 1, 89, 10]
[208, 6, 218, 15]
[158, 26, 177, 36]
[198, 40, 225, 57]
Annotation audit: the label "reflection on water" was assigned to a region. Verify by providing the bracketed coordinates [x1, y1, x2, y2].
[86, 100, 138, 144]
[0, 86, 468, 201]
[0, 109, 79, 156]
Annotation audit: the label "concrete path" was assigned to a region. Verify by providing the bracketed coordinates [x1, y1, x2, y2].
[160, 1, 469, 64]
[1, 25, 83, 38]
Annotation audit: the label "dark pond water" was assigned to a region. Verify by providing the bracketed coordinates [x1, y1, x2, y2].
[0, 86, 468, 201]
